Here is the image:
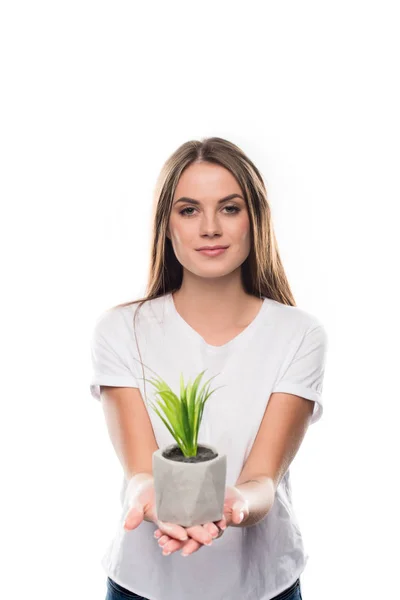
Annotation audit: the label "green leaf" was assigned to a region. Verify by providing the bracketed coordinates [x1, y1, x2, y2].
[154, 395, 185, 441]
[144, 369, 226, 457]
[180, 391, 192, 448]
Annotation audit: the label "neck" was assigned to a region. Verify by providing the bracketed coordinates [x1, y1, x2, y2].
[171, 282, 261, 329]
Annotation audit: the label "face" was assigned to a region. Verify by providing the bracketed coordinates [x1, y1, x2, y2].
[167, 162, 251, 279]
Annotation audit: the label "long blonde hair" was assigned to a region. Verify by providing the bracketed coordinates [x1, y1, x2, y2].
[111, 136, 296, 404]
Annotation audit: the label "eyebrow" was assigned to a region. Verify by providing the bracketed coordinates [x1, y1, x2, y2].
[173, 193, 245, 206]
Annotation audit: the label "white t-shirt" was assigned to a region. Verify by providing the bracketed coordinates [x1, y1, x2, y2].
[90, 292, 328, 600]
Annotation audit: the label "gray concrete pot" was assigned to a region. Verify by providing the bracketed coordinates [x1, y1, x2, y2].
[152, 442, 227, 527]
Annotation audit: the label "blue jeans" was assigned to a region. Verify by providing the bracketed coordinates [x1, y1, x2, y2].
[106, 576, 303, 599]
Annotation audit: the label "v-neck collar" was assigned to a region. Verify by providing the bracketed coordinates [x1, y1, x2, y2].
[166, 292, 268, 353]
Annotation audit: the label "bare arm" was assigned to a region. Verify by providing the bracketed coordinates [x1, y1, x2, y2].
[232, 392, 314, 527]
[100, 385, 159, 480]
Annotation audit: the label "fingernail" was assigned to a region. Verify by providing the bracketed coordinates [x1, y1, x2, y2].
[239, 511, 244, 522]
[163, 551, 171, 556]
[179, 535, 188, 541]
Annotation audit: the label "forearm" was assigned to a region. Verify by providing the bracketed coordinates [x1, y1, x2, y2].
[231, 476, 276, 528]
[229, 393, 314, 528]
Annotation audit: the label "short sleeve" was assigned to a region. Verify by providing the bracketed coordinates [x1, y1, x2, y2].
[89, 310, 140, 401]
[271, 324, 328, 424]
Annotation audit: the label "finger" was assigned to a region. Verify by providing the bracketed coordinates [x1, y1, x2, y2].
[161, 537, 184, 555]
[203, 522, 220, 538]
[181, 538, 203, 556]
[157, 520, 188, 542]
[185, 524, 213, 545]
[123, 505, 144, 530]
[157, 534, 170, 547]
[155, 523, 222, 539]
[214, 515, 227, 530]
[231, 502, 246, 524]
[158, 525, 219, 546]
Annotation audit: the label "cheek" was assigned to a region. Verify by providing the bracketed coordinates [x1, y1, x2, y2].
[168, 219, 193, 245]
[234, 221, 251, 255]
[172, 228, 191, 245]
[234, 218, 251, 243]
[240, 228, 250, 242]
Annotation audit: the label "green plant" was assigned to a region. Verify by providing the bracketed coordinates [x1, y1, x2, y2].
[143, 369, 225, 457]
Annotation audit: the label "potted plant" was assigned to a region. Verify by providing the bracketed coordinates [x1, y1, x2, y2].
[143, 369, 227, 528]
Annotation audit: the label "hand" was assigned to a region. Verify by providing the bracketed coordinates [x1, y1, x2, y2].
[122, 474, 220, 548]
[154, 485, 249, 557]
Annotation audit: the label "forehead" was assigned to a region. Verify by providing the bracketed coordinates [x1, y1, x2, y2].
[174, 162, 242, 198]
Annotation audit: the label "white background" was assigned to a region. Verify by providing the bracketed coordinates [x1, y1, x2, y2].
[1, 1, 399, 598]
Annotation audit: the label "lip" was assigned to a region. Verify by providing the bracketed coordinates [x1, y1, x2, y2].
[197, 247, 228, 257]
[196, 245, 229, 250]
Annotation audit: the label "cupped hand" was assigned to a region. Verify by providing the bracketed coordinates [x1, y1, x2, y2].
[123, 474, 188, 541]
[122, 474, 226, 549]
[154, 485, 249, 557]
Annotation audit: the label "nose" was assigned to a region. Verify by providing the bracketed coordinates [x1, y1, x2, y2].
[199, 211, 223, 236]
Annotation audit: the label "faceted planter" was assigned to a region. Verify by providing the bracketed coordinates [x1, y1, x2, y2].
[152, 442, 227, 527]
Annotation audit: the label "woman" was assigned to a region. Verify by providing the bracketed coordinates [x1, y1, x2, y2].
[90, 137, 328, 600]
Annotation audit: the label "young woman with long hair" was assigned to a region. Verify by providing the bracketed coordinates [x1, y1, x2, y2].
[90, 137, 328, 600]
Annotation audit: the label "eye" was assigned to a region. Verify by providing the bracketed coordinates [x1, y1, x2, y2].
[179, 205, 241, 217]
